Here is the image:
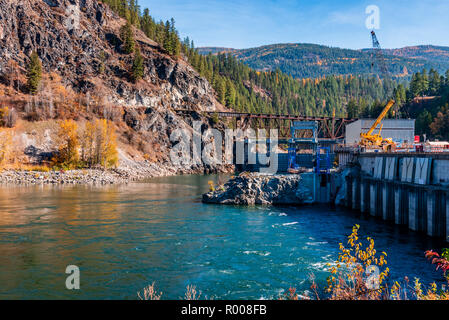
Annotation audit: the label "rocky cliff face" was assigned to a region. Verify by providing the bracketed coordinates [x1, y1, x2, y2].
[0, 0, 230, 177]
[0, 0, 220, 111]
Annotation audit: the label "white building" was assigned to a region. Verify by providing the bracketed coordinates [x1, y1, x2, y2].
[345, 119, 415, 146]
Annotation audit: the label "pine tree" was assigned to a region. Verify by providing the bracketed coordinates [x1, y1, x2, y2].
[131, 47, 144, 82]
[428, 69, 440, 95]
[416, 110, 433, 135]
[118, 0, 128, 18]
[120, 21, 135, 54]
[163, 20, 172, 54]
[172, 34, 181, 57]
[129, 0, 141, 28]
[216, 78, 226, 105]
[225, 79, 236, 106]
[346, 99, 358, 118]
[420, 69, 429, 96]
[410, 72, 422, 97]
[27, 51, 42, 95]
[141, 8, 154, 39]
[169, 18, 181, 56]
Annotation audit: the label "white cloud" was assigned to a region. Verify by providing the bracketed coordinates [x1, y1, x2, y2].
[328, 10, 363, 26]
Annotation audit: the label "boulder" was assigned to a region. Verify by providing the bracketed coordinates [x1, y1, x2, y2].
[202, 173, 313, 205]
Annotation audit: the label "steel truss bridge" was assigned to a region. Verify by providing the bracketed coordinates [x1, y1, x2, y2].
[176, 109, 357, 140]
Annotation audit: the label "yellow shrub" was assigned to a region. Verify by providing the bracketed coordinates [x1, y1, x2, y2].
[326, 225, 389, 300]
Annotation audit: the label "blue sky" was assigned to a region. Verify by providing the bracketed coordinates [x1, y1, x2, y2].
[140, 0, 449, 49]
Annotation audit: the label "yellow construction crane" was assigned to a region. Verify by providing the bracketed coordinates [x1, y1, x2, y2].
[360, 99, 396, 151]
[359, 31, 396, 152]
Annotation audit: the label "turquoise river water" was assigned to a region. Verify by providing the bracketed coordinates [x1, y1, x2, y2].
[0, 174, 446, 299]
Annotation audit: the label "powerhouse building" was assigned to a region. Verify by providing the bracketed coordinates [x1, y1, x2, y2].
[345, 119, 415, 145]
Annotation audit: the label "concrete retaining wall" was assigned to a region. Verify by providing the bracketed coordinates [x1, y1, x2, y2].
[359, 153, 449, 186]
[346, 175, 448, 240]
[346, 153, 449, 242]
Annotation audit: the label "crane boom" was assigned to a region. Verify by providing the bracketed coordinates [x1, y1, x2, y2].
[359, 31, 397, 152]
[365, 99, 395, 136]
[370, 31, 390, 80]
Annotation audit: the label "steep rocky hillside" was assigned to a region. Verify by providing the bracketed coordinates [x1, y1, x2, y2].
[199, 43, 449, 79]
[0, 0, 222, 110]
[0, 0, 231, 180]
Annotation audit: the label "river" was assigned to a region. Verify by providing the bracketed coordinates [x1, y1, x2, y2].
[0, 174, 445, 299]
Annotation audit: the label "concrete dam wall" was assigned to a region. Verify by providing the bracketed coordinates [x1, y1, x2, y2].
[343, 153, 449, 242]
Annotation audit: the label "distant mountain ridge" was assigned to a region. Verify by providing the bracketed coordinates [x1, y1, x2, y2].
[198, 43, 449, 79]
[381, 45, 449, 65]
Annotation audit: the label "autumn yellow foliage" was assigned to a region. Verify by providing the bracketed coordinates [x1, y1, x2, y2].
[323, 225, 449, 300]
[55, 119, 79, 169]
[52, 118, 118, 169]
[326, 224, 389, 300]
[0, 128, 12, 169]
[80, 119, 118, 168]
[0, 106, 17, 128]
[0, 107, 9, 124]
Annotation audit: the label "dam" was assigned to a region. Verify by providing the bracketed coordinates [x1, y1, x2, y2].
[342, 152, 449, 241]
[227, 137, 449, 242]
[191, 106, 449, 243]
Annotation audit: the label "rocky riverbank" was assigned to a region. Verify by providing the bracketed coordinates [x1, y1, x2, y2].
[0, 169, 128, 185]
[202, 173, 313, 205]
[0, 162, 234, 185]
